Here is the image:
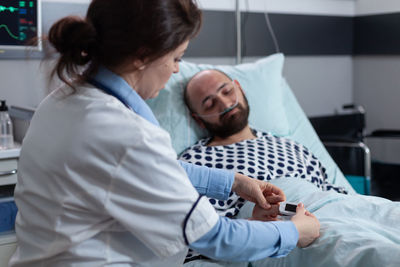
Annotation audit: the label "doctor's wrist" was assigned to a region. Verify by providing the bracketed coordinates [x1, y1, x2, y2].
[231, 173, 246, 192]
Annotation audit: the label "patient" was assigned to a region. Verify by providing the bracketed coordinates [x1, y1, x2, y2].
[181, 69, 347, 215]
[178, 69, 400, 266]
[179, 69, 349, 262]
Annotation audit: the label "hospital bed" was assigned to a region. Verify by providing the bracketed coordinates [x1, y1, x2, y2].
[366, 130, 400, 201]
[146, 53, 400, 267]
[310, 108, 400, 200]
[309, 105, 371, 195]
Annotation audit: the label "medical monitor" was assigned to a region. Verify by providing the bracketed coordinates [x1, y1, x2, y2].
[0, 0, 41, 54]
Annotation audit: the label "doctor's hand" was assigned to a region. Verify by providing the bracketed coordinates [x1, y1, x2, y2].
[232, 173, 286, 210]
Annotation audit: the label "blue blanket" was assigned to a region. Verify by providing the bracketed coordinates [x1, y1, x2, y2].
[186, 177, 400, 267]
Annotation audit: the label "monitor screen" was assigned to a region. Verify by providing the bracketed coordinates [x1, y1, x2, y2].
[0, 0, 41, 51]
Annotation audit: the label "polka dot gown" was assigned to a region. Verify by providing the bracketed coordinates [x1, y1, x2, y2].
[180, 129, 348, 262]
[179, 129, 348, 218]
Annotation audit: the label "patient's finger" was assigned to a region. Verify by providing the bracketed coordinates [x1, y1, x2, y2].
[259, 204, 279, 216]
[268, 204, 279, 216]
[268, 204, 280, 215]
[295, 203, 306, 214]
[252, 204, 280, 221]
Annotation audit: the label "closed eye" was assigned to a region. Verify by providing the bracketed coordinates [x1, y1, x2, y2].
[222, 87, 233, 95]
[204, 98, 215, 110]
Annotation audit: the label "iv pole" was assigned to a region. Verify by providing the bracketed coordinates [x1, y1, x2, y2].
[235, 0, 242, 64]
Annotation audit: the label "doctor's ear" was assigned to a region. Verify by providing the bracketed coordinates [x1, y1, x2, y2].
[133, 59, 147, 71]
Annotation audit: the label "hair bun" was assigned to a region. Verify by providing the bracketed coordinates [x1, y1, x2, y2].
[48, 16, 97, 65]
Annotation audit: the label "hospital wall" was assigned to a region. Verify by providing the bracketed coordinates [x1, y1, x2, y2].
[1, 0, 400, 134]
[193, 0, 400, 133]
[187, 0, 356, 118]
[353, 0, 400, 132]
[0, 0, 355, 117]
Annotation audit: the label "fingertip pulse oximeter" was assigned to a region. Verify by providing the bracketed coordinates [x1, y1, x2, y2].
[279, 202, 298, 216]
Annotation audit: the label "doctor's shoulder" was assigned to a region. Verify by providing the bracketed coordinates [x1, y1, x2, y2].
[76, 84, 177, 148]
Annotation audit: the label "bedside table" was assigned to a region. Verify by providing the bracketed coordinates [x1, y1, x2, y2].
[0, 147, 20, 267]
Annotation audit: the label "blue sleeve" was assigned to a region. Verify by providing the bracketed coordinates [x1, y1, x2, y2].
[179, 160, 234, 200]
[190, 216, 298, 262]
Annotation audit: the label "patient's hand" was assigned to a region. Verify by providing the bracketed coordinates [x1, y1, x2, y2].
[250, 204, 279, 221]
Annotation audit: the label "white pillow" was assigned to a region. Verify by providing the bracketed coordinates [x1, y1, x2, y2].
[146, 53, 290, 154]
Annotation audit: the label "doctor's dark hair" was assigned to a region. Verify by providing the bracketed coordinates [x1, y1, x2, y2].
[47, 0, 202, 88]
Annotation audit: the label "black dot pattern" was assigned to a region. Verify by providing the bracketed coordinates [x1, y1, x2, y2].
[180, 129, 348, 262]
[180, 130, 348, 218]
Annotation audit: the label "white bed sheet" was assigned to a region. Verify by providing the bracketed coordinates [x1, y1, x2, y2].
[185, 177, 400, 267]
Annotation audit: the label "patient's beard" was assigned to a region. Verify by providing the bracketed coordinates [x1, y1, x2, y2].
[201, 99, 250, 139]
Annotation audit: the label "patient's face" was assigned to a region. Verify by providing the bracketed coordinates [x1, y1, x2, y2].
[200, 94, 250, 138]
[187, 70, 250, 138]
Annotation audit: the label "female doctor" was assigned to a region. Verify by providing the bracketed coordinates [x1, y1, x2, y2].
[10, 0, 320, 266]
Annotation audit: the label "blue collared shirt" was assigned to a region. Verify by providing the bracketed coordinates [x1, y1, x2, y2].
[91, 66, 298, 261]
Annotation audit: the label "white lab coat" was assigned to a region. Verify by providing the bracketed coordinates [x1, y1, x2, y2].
[9, 84, 219, 266]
